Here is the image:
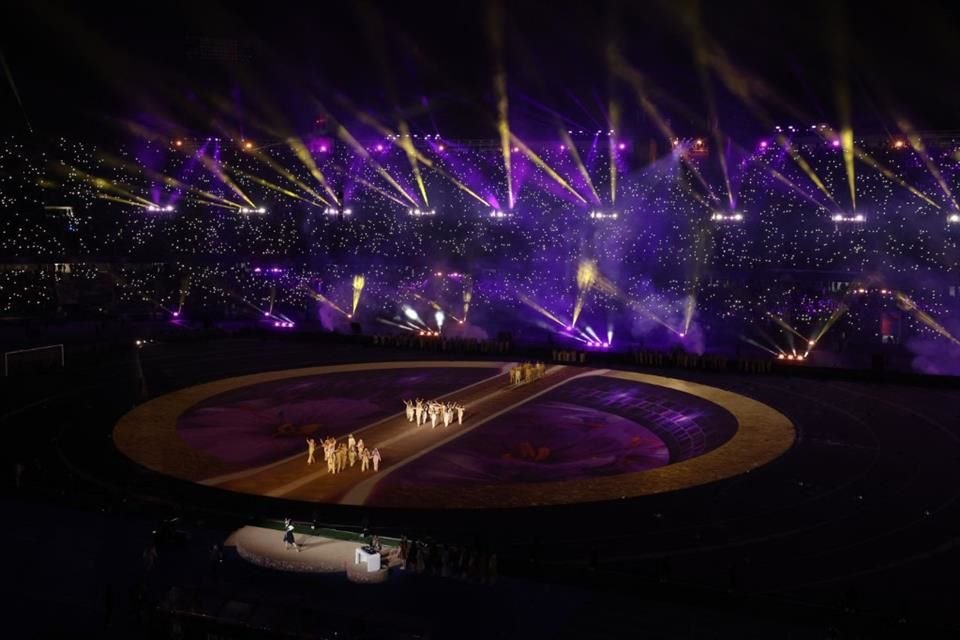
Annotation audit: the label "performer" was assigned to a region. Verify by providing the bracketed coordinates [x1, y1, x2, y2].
[372, 448, 382, 472]
[361, 447, 371, 472]
[306, 437, 317, 465]
[429, 404, 438, 429]
[283, 518, 301, 552]
[348, 434, 357, 467]
[415, 400, 423, 426]
[456, 404, 464, 425]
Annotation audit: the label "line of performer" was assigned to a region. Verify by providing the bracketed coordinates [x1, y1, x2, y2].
[508, 361, 547, 385]
[306, 434, 381, 474]
[403, 399, 465, 429]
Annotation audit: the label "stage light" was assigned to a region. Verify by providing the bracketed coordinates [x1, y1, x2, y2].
[174, 139, 183, 147]
[319, 145, 328, 152]
[759, 140, 769, 149]
[831, 213, 866, 223]
[172, 311, 179, 317]
[893, 139, 906, 149]
[948, 213, 960, 224]
[324, 206, 352, 216]
[808, 340, 815, 347]
[146, 204, 175, 212]
[831, 139, 841, 148]
[239, 206, 267, 214]
[243, 141, 253, 150]
[375, 144, 384, 152]
[408, 207, 436, 217]
[438, 145, 445, 151]
[618, 143, 626, 150]
[588, 210, 619, 220]
[777, 353, 785, 359]
[489, 209, 513, 219]
[710, 212, 744, 222]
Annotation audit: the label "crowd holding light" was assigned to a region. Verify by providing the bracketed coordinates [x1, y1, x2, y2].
[1, 130, 959, 370]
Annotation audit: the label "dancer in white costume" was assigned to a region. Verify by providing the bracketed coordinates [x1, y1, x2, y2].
[456, 404, 464, 424]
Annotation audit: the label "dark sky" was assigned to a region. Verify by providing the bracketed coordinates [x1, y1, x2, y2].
[2, 0, 960, 139]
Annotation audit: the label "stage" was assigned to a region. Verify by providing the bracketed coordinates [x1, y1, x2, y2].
[114, 361, 794, 509]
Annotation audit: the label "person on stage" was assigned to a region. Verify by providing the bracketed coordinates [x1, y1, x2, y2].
[361, 447, 371, 472]
[283, 518, 301, 552]
[456, 404, 464, 425]
[372, 448, 382, 472]
[347, 434, 357, 467]
[306, 437, 317, 465]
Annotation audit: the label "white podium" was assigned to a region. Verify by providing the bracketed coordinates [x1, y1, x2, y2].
[355, 547, 381, 572]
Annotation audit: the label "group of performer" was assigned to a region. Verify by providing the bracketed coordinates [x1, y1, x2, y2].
[306, 434, 381, 473]
[403, 398, 465, 429]
[509, 361, 547, 385]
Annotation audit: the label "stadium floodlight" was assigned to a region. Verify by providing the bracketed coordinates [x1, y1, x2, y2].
[489, 209, 513, 219]
[146, 204, 175, 212]
[588, 210, 619, 220]
[711, 212, 744, 222]
[408, 207, 436, 217]
[948, 213, 960, 224]
[832, 213, 865, 223]
[239, 206, 267, 214]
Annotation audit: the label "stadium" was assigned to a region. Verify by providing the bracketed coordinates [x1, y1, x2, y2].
[2, 1, 960, 638]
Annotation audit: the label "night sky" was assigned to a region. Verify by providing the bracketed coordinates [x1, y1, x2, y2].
[2, 0, 960, 138]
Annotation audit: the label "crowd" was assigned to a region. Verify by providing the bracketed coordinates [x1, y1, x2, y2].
[1, 134, 958, 361]
[404, 398, 465, 428]
[305, 433, 381, 474]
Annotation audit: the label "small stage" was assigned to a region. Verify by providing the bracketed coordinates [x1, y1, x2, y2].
[225, 526, 400, 583]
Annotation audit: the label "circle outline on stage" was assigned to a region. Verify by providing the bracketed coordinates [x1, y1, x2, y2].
[114, 362, 795, 508]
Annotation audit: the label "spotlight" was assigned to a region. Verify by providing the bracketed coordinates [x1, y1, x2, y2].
[892, 139, 906, 150]
[777, 353, 785, 359]
[243, 141, 253, 150]
[618, 143, 626, 150]
[489, 209, 513, 219]
[948, 213, 960, 224]
[319, 145, 328, 153]
[239, 206, 267, 214]
[172, 311, 179, 317]
[324, 206, 352, 216]
[437, 145, 445, 151]
[808, 340, 815, 347]
[146, 204, 175, 212]
[831, 139, 841, 148]
[759, 140, 769, 149]
[174, 139, 183, 147]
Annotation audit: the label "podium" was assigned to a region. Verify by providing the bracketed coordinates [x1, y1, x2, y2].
[355, 546, 381, 572]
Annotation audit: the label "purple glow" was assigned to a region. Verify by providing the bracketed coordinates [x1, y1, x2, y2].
[172, 311, 179, 317]
[832, 139, 841, 148]
[254, 267, 262, 272]
[759, 140, 768, 149]
[319, 145, 328, 152]
[618, 143, 626, 150]
[375, 144, 384, 152]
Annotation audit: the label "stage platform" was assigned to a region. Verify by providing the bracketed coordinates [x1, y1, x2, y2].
[226, 526, 399, 582]
[114, 361, 794, 508]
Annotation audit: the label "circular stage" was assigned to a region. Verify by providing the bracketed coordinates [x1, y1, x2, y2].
[114, 361, 795, 509]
